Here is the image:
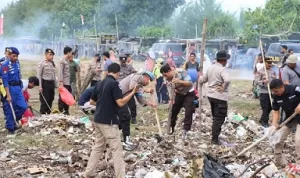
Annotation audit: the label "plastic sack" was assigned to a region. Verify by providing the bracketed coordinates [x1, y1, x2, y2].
[23, 108, 34, 118]
[23, 89, 30, 102]
[58, 86, 76, 106]
[187, 68, 198, 82]
[203, 153, 236, 178]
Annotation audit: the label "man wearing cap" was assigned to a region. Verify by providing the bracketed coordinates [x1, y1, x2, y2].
[281, 45, 289, 65]
[1, 47, 27, 134]
[118, 72, 156, 150]
[58, 46, 73, 115]
[37, 49, 56, 114]
[160, 64, 194, 139]
[199, 50, 230, 145]
[102, 51, 113, 78]
[88, 53, 102, 87]
[117, 55, 136, 82]
[255, 56, 276, 127]
[0, 47, 11, 63]
[282, 55, 300, 86]
[145, 51, 155, 72]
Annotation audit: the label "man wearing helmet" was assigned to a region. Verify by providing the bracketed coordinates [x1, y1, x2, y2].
[118, 71, 157, 150]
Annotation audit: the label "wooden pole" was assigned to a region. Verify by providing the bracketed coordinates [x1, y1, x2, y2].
[167, 82, 175, 135]
[152, 93, 162, 136]
[80, 70, 96, 94]
[198, 18, 208, 133]
[237, 112, 297, 157]
[259, 38, 272, 104]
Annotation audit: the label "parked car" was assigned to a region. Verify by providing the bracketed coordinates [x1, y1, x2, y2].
[266, 42, 300, 62]
[151, 43, 186, 67]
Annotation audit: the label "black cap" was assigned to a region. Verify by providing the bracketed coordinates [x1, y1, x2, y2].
[95, 53, 100, 57]
[216, 50, 230, 60]
[281, 45, 288, 50]
[45, 48, 55, 55]
[119, 55, 127, 61]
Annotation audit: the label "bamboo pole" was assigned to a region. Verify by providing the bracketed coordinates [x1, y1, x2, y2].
[198, 18, 208, 133]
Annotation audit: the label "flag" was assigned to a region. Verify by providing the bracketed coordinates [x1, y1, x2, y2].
[0, 14, 3, 35]
[80, 14, 84, 25]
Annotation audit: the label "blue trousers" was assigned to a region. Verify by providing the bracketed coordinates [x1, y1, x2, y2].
[156, 77, 169, 103]
[2, 86, 27, 131]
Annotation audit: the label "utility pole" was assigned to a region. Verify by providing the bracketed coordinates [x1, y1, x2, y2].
[195, 24, 198, 38]
[94, 15, 98, 52]
[115, 13, 119, 50]
[198, 18, 208, 134]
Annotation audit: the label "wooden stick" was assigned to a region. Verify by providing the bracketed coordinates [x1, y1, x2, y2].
[167, 83, 175, 135]
[198, 18, 208, 134]
[237, 112, 297, 157]
[80, 70, 96, 94]
[259, 38, 272, 104]
[151, 93, 162, 136]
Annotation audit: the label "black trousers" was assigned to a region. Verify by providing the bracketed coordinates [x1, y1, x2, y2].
[118, 103, 131, 137]
[58, 85, 72, 114]
[208, 97, 228, 141]
[259, 93, 272, 124]
[171, 91, 195, 131]
[90, 80, 98, 87]
[40, 80, 55, 114]
[128, 97, 136, 119]
[156, 76, 169, 103]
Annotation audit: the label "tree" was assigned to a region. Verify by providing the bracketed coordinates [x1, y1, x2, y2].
[137, 26, 172, 38]
[243, 0, 300, 44]
[170, 0, 238, 39]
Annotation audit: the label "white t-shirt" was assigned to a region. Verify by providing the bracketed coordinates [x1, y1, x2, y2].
[256, 63, 264, 72]
[21, 79, 28, 91]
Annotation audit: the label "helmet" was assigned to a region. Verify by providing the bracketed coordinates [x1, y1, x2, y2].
[142, 71, 155, 81]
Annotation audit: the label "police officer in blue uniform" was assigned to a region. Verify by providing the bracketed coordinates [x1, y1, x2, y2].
[1, 47, 27, 134]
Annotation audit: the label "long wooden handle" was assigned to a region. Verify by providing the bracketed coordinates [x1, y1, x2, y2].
[152, 94, 162, 136]
[237, 112, 298, 157]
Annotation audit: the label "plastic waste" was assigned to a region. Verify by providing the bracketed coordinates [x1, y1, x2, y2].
[232, 114, 246, 122]
[144, 170, 164, 178]
[236, 126, 247, 138]
[58, 86, 76, 106]
[79, 116, 92, 128]
[203, 153, 236, 178]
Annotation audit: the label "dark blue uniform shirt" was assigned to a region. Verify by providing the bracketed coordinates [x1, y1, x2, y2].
[78, 86, 95, 106]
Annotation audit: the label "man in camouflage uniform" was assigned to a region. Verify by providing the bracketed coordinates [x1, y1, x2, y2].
[160, 64, 194, 139]
[88, 53, 102, 87]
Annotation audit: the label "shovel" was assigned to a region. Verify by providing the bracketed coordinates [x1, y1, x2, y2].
[237, 112, 297, 157]
[151, 93, 162, 136]
[40, 91, 61, 114]
[9, 102, 22, 129]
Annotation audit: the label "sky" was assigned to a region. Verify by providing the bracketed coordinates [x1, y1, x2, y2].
[0, 0, 265, 13]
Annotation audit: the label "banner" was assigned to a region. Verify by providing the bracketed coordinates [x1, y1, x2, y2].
[0, 14, 3, 35]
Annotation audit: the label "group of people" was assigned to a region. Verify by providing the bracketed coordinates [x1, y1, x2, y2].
[253, 45, 300, 169]
[82, 48, 232, 178]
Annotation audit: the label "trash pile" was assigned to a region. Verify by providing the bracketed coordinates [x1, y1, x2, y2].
[0, 109, 297, 177]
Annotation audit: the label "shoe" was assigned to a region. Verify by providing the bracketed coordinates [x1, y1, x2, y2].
[182, 130, 188, 140]
[259, 121, 269, 128]
[169, 127, 175, 135]
[122, 142, 135, 151]
[131, 117, 137, 124]
[211, 138, 221, 145]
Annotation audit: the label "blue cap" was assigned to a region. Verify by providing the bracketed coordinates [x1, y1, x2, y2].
[142, 71, 155, 81]
[9, 47, 20, 55]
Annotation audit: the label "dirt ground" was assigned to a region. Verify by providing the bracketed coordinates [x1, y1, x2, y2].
[0, 57, 263, 177]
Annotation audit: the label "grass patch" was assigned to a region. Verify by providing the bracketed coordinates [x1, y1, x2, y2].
[229, 100, 261, 119]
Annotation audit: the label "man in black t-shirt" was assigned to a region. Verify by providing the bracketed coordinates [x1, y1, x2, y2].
[269, 79, 300, 168]
[84, 63, 138, 178]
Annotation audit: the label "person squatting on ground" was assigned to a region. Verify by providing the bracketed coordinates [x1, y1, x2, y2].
[1, 47, 27, 134]
[58, 47, 73, 115]
[269, 79, 300, 168]
[22, 76, 39, 103]
[160, 64, 194, 139]
[78, 86, 95, 115]
[118, 71, 157, 150]
[153, 58, 169, 104]
[37, 49, 56, 114]
[255, 56, 276, 127]
[88, 53, 102, 87]
[199, 50, 230, 145]
[84, 63, 139, 178]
